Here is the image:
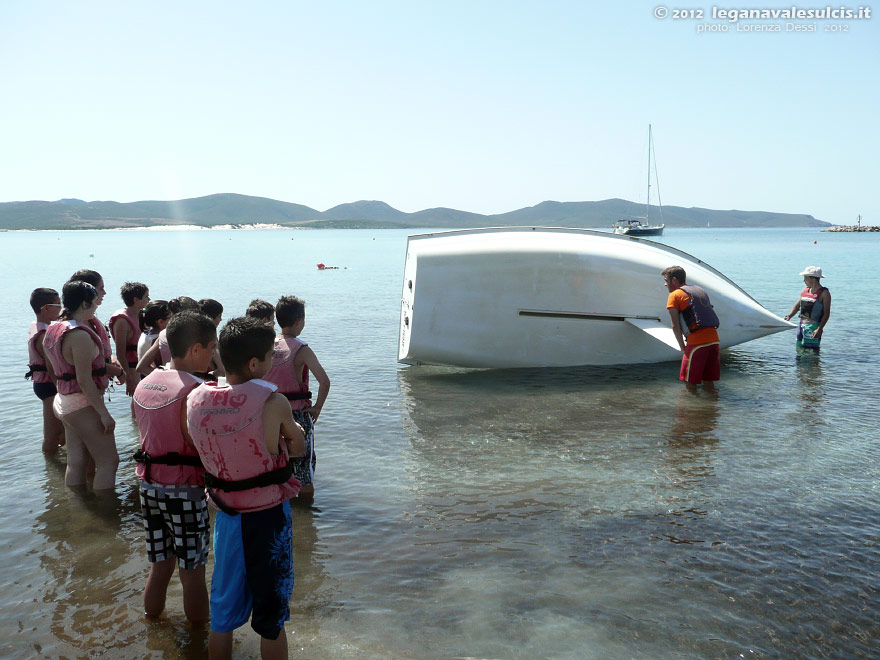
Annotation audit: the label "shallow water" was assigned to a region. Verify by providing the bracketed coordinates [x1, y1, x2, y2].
[0, 227, 878, 659]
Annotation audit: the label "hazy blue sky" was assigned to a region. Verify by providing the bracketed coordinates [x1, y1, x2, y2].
[1, 1, 876, 223]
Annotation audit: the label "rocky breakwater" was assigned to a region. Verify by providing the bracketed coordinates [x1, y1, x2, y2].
[822, 225, 880, 232]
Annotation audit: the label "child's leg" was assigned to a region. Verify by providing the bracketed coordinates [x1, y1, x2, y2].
[41, 397, 65, 452]
[66, 406, 119, 492]
[179, 564, 209, 624]
[144, 557, 176, 617]
[61, 418, 88, 486]
[296, 484, 314, 506]
[260, 627, 288, 660]
[208, 630, 233, 660]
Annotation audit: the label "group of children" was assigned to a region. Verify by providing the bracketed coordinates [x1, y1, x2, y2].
[27, 271, 331, 659]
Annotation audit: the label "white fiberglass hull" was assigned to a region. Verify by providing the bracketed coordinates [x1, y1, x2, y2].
[398, 227, 794, 368]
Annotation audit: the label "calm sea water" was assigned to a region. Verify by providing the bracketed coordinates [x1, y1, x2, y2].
[0, 227, 877, 659]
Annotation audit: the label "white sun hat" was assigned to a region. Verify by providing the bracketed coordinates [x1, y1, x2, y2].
[799, 266, 824, 278]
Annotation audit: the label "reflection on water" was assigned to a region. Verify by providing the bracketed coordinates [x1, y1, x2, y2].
[392, 365, 735, 657]
[34, 457, 148, 658]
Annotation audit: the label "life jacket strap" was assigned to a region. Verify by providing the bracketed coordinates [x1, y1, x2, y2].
[59, 367, 108, 381]
[281, 391, 312, 401]
[25, 364, 47, 380]
[133, 449, 204, 484]
[204, 462, 294, 493]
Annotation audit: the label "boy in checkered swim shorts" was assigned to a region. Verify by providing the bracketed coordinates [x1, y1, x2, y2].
[133, 310, 218, 622]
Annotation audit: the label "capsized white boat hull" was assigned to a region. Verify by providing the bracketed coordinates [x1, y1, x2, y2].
[398, 227, 794, 368]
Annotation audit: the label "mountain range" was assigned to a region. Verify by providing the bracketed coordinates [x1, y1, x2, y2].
[0, 193, 830, 230]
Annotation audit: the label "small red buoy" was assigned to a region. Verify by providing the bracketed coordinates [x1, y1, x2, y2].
[814, 240, 817, 244]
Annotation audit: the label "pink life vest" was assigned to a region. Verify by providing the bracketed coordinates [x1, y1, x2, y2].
[26, 321, 52, 384]
[157, 328, 172, 366]
[187, 379, 301, 513]
[43, 320, 111, 394]
[133, 369, 205, 486]
[264, 336, 312, 410]
[109, 308, 142, 368]
[89, 318, 113, 362]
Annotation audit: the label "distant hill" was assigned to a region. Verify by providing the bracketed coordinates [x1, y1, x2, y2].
[0, 193, 831, 230]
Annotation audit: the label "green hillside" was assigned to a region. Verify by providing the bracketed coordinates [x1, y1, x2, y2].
[0, 194, 831, 230]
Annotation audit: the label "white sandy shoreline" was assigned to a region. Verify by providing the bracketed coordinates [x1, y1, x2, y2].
[7, 223, 301, 232]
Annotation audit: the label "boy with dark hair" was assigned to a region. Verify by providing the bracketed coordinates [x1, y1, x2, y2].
[264, 296, 331, 505]
[245, 299, 275, 325]
[186, 316, 305, 660]
[110, 282, 150, 396]
[198, 299, 226, 377]
[133, 310, 217, 624]
[27, 287, 65, 452]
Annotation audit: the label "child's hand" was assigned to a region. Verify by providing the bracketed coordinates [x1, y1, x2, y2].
[304, 405, 322, 422]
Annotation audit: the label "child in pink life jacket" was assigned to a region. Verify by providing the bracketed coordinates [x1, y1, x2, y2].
[109, 281, 150, 396]
[263, 296, 331, 506]
[27, 287, 65, 453]
[198, 298, 226, 379]
[136, 296, 200, 377]
[68, 269, 126, 386]
[186, 316, 305, 660]
[138, 300, 170, 369]
[133, 310, 217, 624]
[43, 280, 118, 492]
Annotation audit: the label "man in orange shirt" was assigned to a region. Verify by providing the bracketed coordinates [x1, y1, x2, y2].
[662, 265, 720, 390]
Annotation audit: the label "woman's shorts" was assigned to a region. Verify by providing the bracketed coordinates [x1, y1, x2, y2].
[53, 392, 91, 418]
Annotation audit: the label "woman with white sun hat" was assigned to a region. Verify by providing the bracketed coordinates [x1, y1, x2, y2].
[784, 266, 831, 349]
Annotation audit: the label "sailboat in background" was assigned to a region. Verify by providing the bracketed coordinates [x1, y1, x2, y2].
[614, 124, 665, 236]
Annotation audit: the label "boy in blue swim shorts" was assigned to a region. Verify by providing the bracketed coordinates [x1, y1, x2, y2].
[187, 317, 305, 660]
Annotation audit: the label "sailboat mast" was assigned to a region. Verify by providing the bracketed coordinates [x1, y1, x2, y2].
[646, 124, 652, 220]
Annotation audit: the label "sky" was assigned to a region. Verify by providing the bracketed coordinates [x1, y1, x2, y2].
[0, 1, 877, 224]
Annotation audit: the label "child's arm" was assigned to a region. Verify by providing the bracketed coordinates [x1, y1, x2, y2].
[298, 346, 330, 421]
[263, 393, 306, 458]
[112, 319, 137, 396]
[180, 397, 196, 447]
[136, 339, 162, 377]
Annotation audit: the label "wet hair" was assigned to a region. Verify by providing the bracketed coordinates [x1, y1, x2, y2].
[275, 296, 305, 328]
[245, 299, 275, 322]
[198, 298, 224, 319]
[142, 300, 170, 331]
[30, 287, 60, 314]
[661, 266, 687, 284]
[60, 280, 98, 320]
[218, 316, 276, 376]
[120, 282, 149, 307]
[166, 310, 217, 359]
[168, 296, 199, 315]
[69, 269, 103, 288]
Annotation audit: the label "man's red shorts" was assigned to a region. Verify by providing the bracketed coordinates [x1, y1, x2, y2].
[680, 343, 720, 385]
